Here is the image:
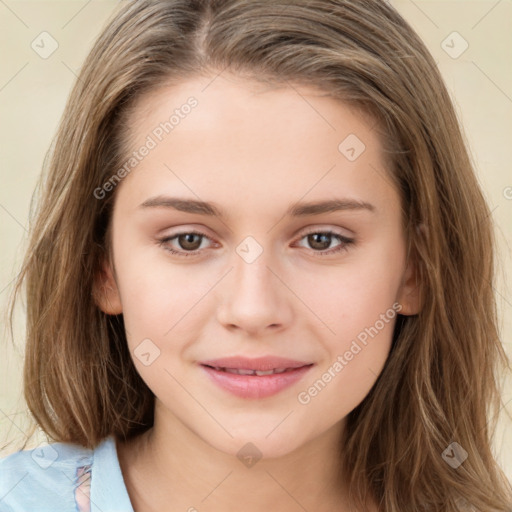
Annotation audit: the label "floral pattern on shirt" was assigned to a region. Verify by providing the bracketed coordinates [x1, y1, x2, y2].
[74, 464, 92, 512]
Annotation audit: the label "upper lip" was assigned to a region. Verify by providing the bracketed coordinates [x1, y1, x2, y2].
[200, 356, 313, 372]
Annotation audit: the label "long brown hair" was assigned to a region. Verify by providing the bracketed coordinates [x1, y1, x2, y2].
[6, 1, 512, 510]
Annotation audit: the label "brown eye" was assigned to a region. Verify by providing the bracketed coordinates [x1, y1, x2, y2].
[306, 233, 333, 251]
[176, 233, 203, 251]
[158, 230, 213, 258]
[296, 229, 355, 256]
[158, 229, 354, 259]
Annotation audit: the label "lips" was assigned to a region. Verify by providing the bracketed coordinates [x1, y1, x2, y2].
[199, 356, 314, 399]
[207, 367, 296, 376]
[200, 355, 312, 372]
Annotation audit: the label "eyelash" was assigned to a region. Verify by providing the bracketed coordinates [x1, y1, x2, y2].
[157, 228, 355, 258]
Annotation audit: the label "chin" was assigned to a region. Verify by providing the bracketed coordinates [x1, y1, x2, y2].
[208, 432, 304, 463]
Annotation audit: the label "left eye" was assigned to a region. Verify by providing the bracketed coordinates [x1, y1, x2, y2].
[158, 229, 354, 258]
[295, 230, 354, 255]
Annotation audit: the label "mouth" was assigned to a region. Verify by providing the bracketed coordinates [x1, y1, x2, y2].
[199, 357, 315, 399]
[201, 365, 311, 376]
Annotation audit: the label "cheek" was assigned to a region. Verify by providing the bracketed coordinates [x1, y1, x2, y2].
[112, 242, 181, 338]
[306, 276, 396, 392]
[296, 331, 393, 424]
[114, 241, 220, 357]
[295, 272, 399, 419]
[291, 241, 402, 400]
[296, 247, 404, 342]
[114, 259, 206, 391]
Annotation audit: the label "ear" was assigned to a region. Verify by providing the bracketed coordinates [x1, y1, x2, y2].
[92, 255, 123, 315]
[396, 259, 421, 315]
[396, 224, 424, 316]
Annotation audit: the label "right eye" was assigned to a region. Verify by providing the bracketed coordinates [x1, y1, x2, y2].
[158, 230, 216, 258]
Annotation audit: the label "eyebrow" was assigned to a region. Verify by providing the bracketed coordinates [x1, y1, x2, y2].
[138, 196, 376, 218]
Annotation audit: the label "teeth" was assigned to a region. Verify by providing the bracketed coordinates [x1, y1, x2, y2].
[237, 368, 256, 375]
[254, 369, 275, 376]
[214, 367, 293, 376]
[224, 368, 255, 375]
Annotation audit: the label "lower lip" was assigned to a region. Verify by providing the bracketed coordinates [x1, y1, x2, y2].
[200, 364, 313, 399]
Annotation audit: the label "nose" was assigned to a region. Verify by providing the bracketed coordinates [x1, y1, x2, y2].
[216, 249, 293, 336]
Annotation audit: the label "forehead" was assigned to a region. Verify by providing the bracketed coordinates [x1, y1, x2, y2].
[115, 73, 400, 220]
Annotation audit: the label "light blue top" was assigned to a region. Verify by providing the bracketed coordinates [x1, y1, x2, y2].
[0, 435, 134, 512]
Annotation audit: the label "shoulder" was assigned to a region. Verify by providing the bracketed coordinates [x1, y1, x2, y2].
[0, 439, 93, 512]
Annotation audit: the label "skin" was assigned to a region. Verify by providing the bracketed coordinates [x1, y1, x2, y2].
[95, 72, 420, 512]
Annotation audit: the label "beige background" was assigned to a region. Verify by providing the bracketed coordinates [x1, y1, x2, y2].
[1, 0, 511, 481]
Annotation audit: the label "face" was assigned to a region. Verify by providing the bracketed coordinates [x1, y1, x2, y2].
[96, 73, 419, 459]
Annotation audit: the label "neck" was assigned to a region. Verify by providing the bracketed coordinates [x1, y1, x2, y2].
[116, 405, 357, 512]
